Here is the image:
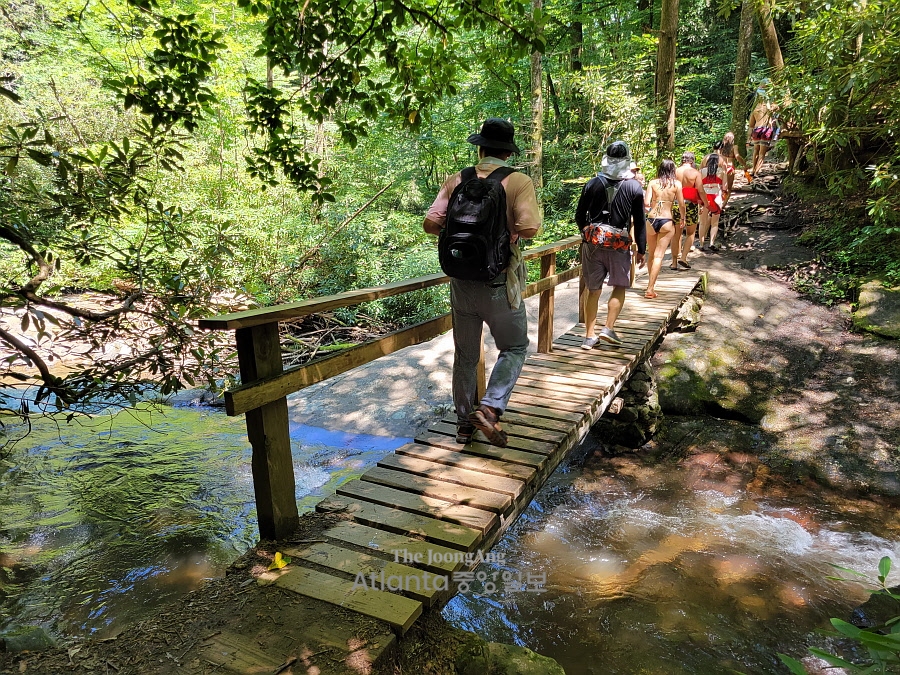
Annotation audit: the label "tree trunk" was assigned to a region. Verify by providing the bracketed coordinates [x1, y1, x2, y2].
[731, 0, 754, 150]
[655, 0, 679, 151]
[570, 1, 583, 72]
[755, 0, 784, 71]
[530, 30, 544, 194]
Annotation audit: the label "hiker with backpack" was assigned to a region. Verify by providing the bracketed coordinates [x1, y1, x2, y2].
[422, 118, 541, 448]
[575, 140, 647, 349]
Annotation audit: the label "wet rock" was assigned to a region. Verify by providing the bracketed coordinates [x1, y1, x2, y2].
[0, 626, 56, 652]
[850, 587, 900, 629]
[591, 362, 661, 449]
[671, 295, 703, 332]
[456, 640, 566, 675]
[164, 387, 225, 408]
[854, 278, 900, 340]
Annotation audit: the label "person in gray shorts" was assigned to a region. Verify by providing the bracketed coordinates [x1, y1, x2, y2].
[423, 119, 541, 446]
[574, 141, 647, 348]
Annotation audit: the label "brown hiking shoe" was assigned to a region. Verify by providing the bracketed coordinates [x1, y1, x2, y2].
[469, 405, 508, 448]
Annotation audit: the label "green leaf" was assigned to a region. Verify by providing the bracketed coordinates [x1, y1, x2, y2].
[879, 556, 892, 583]
[777, 654, 808, 675]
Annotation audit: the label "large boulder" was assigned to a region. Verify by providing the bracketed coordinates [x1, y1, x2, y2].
[854, 279, 900, 339]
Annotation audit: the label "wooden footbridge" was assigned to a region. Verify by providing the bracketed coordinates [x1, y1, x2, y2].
[198, 235, 703, 669]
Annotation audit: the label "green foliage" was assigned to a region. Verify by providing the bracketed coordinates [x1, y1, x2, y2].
[780, 0, 900, 253]
[779, 557, 900, 673]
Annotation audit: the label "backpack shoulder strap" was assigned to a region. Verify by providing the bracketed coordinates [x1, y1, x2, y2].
[483, 166, 516, 185]
[460, 166, 478, 182]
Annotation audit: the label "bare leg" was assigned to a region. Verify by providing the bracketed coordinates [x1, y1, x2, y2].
[645, 226, 659, 286]
[698, 207, 710, 249]
[584, 288, 603, 338]
[669, 222, 684, 267]
[646, 225, 675, 296]
[708, 213, 721, 248]
[681, 224, 697, 262]
[606, 286, 626, 329]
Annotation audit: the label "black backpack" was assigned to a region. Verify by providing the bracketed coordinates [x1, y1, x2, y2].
[583, 174, 624, 226]
[438, 166, 515, 281]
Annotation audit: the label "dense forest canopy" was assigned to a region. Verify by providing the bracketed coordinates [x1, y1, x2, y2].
[1, 0, 897, 425]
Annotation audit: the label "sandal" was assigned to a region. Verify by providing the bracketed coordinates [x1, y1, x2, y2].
[678, 260, 692, 269]
[455, 423, 475, 444]
[469, 405, 508, 448]
[669, 265, 680, 271]
[644, 291, 659, 299]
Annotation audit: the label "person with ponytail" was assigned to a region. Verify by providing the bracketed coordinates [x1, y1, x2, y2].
[643, 159, 685, 299]
[697, 151, 727, 252]
[747, 80, 779, 178]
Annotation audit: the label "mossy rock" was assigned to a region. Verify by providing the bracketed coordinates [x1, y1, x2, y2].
[0, 626, 56, 653]
[456, 639, 566, 675]
[853, 278, 900, 339]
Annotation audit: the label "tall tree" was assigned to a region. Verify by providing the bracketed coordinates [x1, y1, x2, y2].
[756, 0, 785, 71]
[530, 0, 544, 193]
[731, 0, 756, 149]
[655, 0, 680, 151]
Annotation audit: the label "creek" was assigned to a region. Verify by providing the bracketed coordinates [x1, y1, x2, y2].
[2, 406, 897, 674]
[0, 403, 407, 638]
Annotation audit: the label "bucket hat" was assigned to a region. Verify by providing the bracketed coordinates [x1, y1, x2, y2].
[600, 140, 635, 180]
[467, 118, 521, 154]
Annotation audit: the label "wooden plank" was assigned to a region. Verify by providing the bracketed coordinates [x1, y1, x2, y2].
[527, 353, 627, 375]
[465, 410, 572, 433]
[509, 384, 597, 409]
[275, 565, 423, 634]
[226, 314, 452, 415]
[395, 444, 537, 482]
[285, 542, 442, 606]
[520, 362, 619, 387]
[430, 420, 559, 453]
[378, 453, 526, 498]
[447, 410, 571, 435]
[200, 273, 449, 330]
[503, 400, 585, 422]
[559, 330, 647, 349]
[359, 466, 513, 516]
[236, 323, 298, 540]
[414, 432, 548, 468]
[323, 521, 462, 574]
[338, 479, 499, 531]
[517, 371, 614, 396]
[550, 341, 639, 363]
[200, 630, 293, 672]
[317, 495, 483, 552]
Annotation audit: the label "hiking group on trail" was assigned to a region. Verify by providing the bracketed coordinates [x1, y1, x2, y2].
[423, 110, 779, 448]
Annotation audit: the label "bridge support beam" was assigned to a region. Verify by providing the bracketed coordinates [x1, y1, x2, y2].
[236, 323, 299, 540]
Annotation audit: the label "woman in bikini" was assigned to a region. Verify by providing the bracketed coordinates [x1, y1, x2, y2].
[643, 159, 685, 299]
[697, 152, 727, 252]
[719, 132, 746, 204]
[747, 83, 779, 177]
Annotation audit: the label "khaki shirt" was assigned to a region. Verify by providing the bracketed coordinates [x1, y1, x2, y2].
[424, 158, 541, 235]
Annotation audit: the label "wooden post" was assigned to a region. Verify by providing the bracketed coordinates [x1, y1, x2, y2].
[235, 322, 299, 541]
[538, 252, 556, 353]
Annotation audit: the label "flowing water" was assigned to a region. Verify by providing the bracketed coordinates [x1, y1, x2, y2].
[0, 404, 408, 638]
[3, 407, 898, 674]
[444, 437, 900, 674]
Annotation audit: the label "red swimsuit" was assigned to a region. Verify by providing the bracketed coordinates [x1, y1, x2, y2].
[701, 171, 724, 215]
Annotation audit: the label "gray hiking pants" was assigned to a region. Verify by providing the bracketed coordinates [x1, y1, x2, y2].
[450, 273, 529, 421]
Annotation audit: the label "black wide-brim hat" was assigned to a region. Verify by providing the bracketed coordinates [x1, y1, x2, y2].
[467, 118, 521, 154]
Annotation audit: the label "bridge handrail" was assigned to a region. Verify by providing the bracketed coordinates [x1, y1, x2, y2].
[198, 236, 581, 330]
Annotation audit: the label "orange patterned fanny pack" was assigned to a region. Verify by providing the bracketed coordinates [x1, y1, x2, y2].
[583, 223, 633, 251]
